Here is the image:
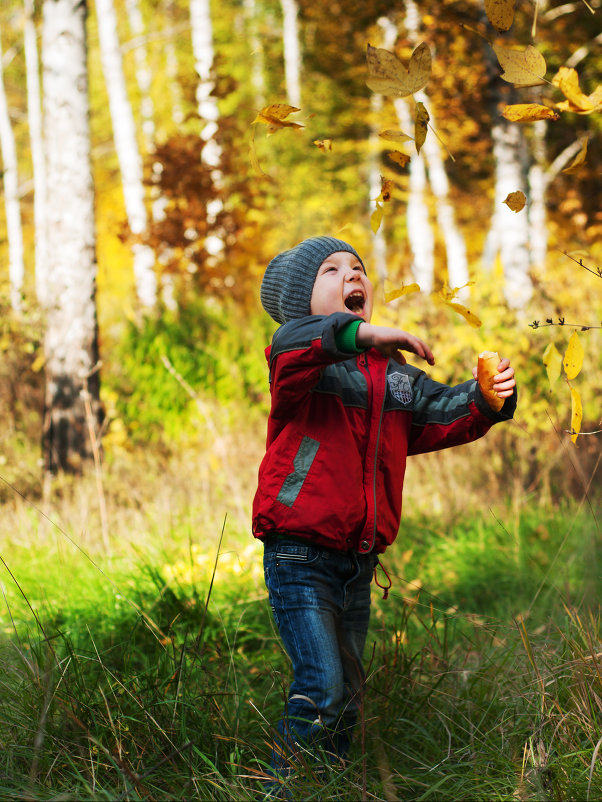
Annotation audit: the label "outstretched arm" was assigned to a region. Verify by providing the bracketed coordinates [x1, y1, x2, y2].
[356, 323, 435, 366]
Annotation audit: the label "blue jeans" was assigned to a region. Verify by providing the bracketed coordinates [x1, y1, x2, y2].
[263, 537, 377, 774]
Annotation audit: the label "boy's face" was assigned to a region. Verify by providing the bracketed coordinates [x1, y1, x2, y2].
[310, 251, 373, 322]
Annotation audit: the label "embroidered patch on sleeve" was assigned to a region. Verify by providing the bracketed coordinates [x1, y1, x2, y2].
[387, 372, 413, 405]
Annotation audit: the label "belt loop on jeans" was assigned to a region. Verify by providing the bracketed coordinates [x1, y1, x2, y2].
[374, 561, 392, 600]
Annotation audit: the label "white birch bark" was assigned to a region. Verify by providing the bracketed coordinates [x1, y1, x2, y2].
[394, 96, 434, 293]
[280, 0, 301, 108]
[42, 0, 101, 471]
[403, 2, 468, 295]
[190, 0, 223, 256]
[483, 121, 532, 310]
[243, 0, 265, 105]
[0, 30, 25, 312]
[95, 0, 157, 308]
[124, 0, 155, 150]
[24, 0, 48, 308]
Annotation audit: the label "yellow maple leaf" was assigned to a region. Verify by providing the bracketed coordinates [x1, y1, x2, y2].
[366, 42, 431, 98]
[553, 67, 602, 114]
[384, 282, 421, 302]
[542, 342, 562, 388]
[492, 43, 546, 87]
[378, 129, 414, 144]
[562, 138, 588, 174]
[484, 0, 515, 31]
[414, 102, 429, 155]
[252, 104, 304, 134]
[388, 151, 411, 168]
[563, 331, 584, 380]
[503, 190, 526, 212]
[502, 103, 559, 122]
[570, 385, 582, 444]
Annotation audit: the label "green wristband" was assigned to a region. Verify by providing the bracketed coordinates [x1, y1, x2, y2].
[335, 319, 365, 353]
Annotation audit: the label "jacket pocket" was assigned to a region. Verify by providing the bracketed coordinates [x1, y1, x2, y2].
[276, 436, 320, 508]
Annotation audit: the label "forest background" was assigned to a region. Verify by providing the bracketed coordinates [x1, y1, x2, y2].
[0, 0, 601, 799]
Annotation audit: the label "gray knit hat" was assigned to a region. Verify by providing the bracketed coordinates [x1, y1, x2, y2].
[261, 236, 365, 324]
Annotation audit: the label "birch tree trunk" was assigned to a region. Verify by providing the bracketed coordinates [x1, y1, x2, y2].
[280, 0, 301, 108]
[24, 0, 48, 308]
[42, 0, 102, 473]
[95, 0, 157, 309]
[0, 31, 25, 312]
[243, 0, 265, 105]
[123, 0, 155, 150]
[190, 0, 223, 257]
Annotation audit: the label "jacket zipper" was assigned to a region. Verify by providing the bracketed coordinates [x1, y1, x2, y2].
[358, 352, 385, 553]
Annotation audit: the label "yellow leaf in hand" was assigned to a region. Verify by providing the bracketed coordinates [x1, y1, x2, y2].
[570, 385, 582, 444]
[492, 44, 546, 87]
[388, 151, 411, 168]
[253, 104, 303, 134]
[414, 102, 429, 155]
[371, 202, 384, 234]
[562, 138, 588, 174]
[384, 283, 420, 302]
[503, 191, 526, 212]
[447, 302, 482, 328]
[502, 103, 559, 122]
[379, 129, 414, 144]
[366, 42, 431, 98]
[553, 67, 602, 114]
[485, 0, 516, 31]
[563, 331, 584, 380]
[542, 342, 562, 388]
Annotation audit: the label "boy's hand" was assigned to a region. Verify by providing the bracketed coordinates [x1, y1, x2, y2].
[356, 323, 435, 366]
[472, 357, 516, 405]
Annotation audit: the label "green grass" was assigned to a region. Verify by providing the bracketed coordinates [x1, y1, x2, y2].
[1, 498, 601, 800]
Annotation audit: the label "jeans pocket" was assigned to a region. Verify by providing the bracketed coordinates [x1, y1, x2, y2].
[275, 541, 320, 565]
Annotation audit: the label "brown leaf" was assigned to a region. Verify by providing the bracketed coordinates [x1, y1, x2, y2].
[503, 190, 526, 212]
[414, 102, 429, 155]
[313, 139, 333, 151]
[502, 103, 559, 122]
[253, 104, 304, 134]
[366, 42, 431, 98]
[485, 0, 516, 31]
[379, 129, 414, 144]
[388, 151, 411, 168]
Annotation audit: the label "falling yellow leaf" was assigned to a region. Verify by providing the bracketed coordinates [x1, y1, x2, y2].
[502, 103, 560, 122]
[314, 139, 333, 151]
[31, 353, 46, 373]
[384, 283, 420, 302]
[252, 104, 304, 134]
[375, 176, 394, 203]
[492, 44, 546, 87]
[503, 190, 526, 212]
[485, 0, 516, 31]
[444, 302, 482, 327]
[553, 67, 602, 114]
[562, 138, 588, 174]
[414, 102, 429, 155]
[439, 282, 475, 302]
[570, 385, 582, 444]
[388, 151, 411, 168]
[366, 42, 431, 98]
[379, 129, 414, 144]
[371, 202, 384, 234]
[563, 331, 584, 380]
[542, 342, 562, 389]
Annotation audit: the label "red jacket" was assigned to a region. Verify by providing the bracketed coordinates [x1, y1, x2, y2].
[252, 313, 516, 555]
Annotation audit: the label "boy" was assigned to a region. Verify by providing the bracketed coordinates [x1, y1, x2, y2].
[252, 236, 516, 788]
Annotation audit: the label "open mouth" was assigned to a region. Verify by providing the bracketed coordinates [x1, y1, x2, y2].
[345, 291, 365, 314]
